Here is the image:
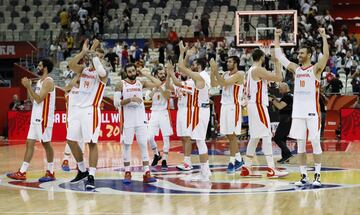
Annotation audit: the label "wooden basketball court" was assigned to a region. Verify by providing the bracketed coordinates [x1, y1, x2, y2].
[0, 140, 360, 214]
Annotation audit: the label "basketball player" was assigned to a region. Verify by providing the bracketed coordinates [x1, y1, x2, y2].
[275, 28, 329, 187]
[178, 41, 211, 181]
[67, 39, 107, 190]
[241, 49, 288, 178]
[147, 67, 173, 171]
[61, 73, 85, 171]
[210, 56, 245, 173]
[166, 61, 195, 171]
[116, 64, 162, 184]
[7, 59, 56, 182]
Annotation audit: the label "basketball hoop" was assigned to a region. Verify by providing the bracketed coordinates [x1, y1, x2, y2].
[257, 39, 273, 56]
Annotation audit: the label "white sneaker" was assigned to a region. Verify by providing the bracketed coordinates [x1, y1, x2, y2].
[176, 163, 193, 171]
[312, 173, 322, 187]
[190, 167, 211, 182]
[294, 174, 309, 186]
[267, 168, 289, 178]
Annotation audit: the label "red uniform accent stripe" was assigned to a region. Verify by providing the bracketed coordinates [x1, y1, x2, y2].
[193, 89, 199, 107]
[65, 95, 69, 129]
[315, 81, 321, 130]
[256, 82, 268, 128]
[233, 85, 240, 126]
[187, 93, 193, 128]
[192, 107, 199, 130]
[41, 94, 50, 133]
[93, 107, 98, 134]
[92, 83, 105, 107]
[120, 107, 124, 134]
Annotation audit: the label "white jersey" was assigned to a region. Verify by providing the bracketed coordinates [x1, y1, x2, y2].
[193, 71, 210, 107]
[66, 86, 80, 109]
[292, 65, 320, 118]
[77, 67, 106, 108]
[246, 66, 269, 106]
[151, 83, 169, 111]
[121, 80, 147, 128]
[221, 71, 244, 105]
[30, 77, 55, 128]
[174, 79, 194, 109]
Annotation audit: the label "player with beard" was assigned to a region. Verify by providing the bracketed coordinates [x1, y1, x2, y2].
[178, 41, 212, 181]
[166, 56, 195, 171]
[275, 28, 329, 187]
[210, 56, 245, 173]
[147, 67, 174, 170]
[7, 59, 56, 182]
[241, 49, 288, 178]
[116, 64, 162, 183]
[66, 39, 108, 190]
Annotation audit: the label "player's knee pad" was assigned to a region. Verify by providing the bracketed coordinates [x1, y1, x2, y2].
[196, 140, 208, 155]
[246, 138, 259, 156]
[163, 136, 170, 153]
[262, 136, 273, 156]
[123, 144, 131, 163]
[297, 139, 306, 154]
[311, 139, 322, 154]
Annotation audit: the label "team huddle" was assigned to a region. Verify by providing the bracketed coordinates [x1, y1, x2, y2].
[7, 28, 329, 189]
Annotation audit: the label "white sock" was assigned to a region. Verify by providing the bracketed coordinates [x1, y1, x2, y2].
[235, 152, 242, 161]
[89, 167, 96, 176]
[229, 156, 235, 164]
[163, 153, 168, 161]
[77, 161, 86, 172]
[124, 165, 131, 172]
[143, 165, 150, 173]
[244, 156, 253, 167]
[300, 165, 307, 176]
[20, 162, 29, 173]
[47, 162, 54, 174]
[152, 147, 159, 155]
[314, 163, 321, 174]
[265, 155, 275, 168]
[184, 156, 191, 165]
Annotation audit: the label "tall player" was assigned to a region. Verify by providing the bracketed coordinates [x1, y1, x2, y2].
[116, 64, 162, 184]
[67, 39, 108, 190]
[275, 28, 329, 187]
[7, 59, 56, 182]
[166, 61, 195, 171]
[241, 49, 288, 178]
[147, 67, 173, 170]
[61, 73, 85, 171]
[210, 56, 245, 173]
[178, 41, 211, 181]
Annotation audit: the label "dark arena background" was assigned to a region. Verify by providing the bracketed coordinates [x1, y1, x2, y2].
[0, 0, 360, 214]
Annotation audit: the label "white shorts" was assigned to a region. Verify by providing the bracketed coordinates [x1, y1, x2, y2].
[122, 126, 147, 145]
[27, 123, 53, 142]
[220, 104, 242, 135]
[67, 106, 101, 143]
[176, 107, 192, 137]
[191, 107, 210, 140]
[289, 117, 321, 141]
[148, 110, 173, 136]
[248, 103, 271, 138]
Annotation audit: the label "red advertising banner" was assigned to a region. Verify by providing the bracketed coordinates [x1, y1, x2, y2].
[0, 42, 37, 59]
[341, 108, 360, 141]
[8, 110, 179, 142]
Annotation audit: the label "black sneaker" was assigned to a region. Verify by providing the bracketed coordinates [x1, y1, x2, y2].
[70, 170, 89, 183]
[277, 155, 293, 164]
[85, 175, 95, 190]
[294, 174, 309, 186]
[151, 153, 162, 166]
[161, 160, 168, 171]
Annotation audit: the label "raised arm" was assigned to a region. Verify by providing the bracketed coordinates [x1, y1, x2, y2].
[274, 29, 299, 73]
[141, 68, 162, 89]
[165, 62, 178, 90]
[210, 58, 219, 87]
[64, 73, 80, 93]
[314, 28, 330, 79]
[210, 58, 244, 87]
[255, 58, 283, 82]
[22, 77, 54, 104]
[69, 39, 88, 73]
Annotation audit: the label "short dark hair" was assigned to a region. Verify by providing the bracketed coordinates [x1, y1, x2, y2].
[41, 58, 53, 73]
[124, 63, 135, 72]
[299, 45, 312, 55]
[194, 58, 207, 70]
[252, 49, 265, 62]
[227, 56, 240, 66]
